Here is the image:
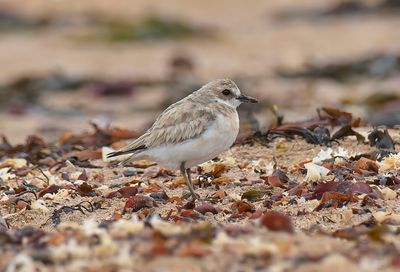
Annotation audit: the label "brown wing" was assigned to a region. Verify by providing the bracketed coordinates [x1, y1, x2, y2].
[107, 100, 216, 157]
[144, 100, 216, 146]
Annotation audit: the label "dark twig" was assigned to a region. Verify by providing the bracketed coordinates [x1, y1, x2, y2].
[43, 201, 95, 226]
[15, 190, 38, 200]
[37, 167, 50, 184]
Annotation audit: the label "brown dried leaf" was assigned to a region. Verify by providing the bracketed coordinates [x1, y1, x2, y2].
[287, 184, 308, 196]
[71, 150, 102, 161]
[353, 157, 379, 173]
[262, 175, 286, 188]
[132, 160, 154, 169]
[181, 200, 196, 210]
[38, 185, 62, 198]
[312, 181, 377, 199]
[107, 127, 141, 140]
[172, 177, 186, 188]
[319, 107, 353, 125]
[149, 191, 169, 201]
[241, 190, 266, 202]
[210, 163, 229, 177]
[77, 182, 97, 197]
[143, 166, 173, 179]
[180, 209, 202, 219]
[168, 196, 183, 205]
[107, 186, 138, 199]
[212, 190, 227, 200]
[348, 182, 377, 197]
[213, 176, 233, 185]
[123, 195, 155, 212]
[77, 170, 88, 181]
[144, 182, 162, 193]
[312, 181, 342, 199]
[194, 203, 218, 215]
[231, 200, 255, 214]
[314, 192, 355, 211]
[16, 200, 29, 210]
[260, 211, 293, 233]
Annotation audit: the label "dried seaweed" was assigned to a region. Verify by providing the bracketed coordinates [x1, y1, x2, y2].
[277, 53, 400, 81]
[47, 201, 95, 226]
[275, 1, 400, 22]
[368, 127, 395, 151]
[265, 107, 366, 146]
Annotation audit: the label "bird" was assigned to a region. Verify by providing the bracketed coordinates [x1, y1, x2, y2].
[107, 78, 258, 199]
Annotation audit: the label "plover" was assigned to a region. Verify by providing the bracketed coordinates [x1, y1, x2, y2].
[107, 79, 258, 199]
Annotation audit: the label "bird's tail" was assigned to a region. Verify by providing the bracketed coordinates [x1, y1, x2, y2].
[106, 149, 135, 158]
[106, 133, 148, 165]
[106, 143, 147, 166]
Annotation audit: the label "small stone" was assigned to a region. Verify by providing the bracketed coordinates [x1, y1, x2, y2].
[123, 170, 136, 177]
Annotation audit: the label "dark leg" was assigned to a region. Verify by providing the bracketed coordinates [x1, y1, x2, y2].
[180, 162, 197, 200]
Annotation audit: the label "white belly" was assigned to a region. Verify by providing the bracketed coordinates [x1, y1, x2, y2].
[138, 113, 239, 169]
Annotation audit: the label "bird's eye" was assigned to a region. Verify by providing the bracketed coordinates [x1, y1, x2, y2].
[222, 89, 231, 96]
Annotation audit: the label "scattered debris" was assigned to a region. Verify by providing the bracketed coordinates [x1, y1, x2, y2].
[1, 97, 400, 271]
[277, 53, 400, 81]
[368, 127, 395, 152]
[274, 0, 400, 22]
[265, 108, 365, 145]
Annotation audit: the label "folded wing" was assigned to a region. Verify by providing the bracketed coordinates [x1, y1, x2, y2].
[107, 100, 216, 158]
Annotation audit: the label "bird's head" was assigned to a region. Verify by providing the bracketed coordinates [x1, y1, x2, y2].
[200, 78, 258, 108]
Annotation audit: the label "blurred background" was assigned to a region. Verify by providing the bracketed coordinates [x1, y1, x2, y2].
[0, 0, 400, 144]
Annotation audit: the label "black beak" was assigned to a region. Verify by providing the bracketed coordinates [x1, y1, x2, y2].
[237, 94, 258, 103]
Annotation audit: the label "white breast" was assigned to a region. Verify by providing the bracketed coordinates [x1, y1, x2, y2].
[139, 112, 239, 169]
